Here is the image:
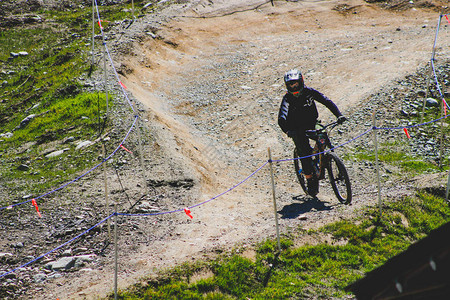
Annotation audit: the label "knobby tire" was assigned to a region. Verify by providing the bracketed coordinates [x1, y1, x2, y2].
[327, 153, 352, 204]
[293, 148, 308, 194]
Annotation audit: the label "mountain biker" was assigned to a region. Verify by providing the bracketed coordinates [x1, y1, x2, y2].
[278, 69, 346, 196]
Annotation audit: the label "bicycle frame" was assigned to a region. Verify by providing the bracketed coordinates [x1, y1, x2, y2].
[307, 121, 339, 179]
[294, 120, 352, 204]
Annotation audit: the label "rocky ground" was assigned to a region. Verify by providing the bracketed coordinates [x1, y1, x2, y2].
[1, 0, 450, 299]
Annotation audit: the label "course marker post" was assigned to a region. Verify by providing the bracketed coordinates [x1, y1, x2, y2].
[372, 113, 382, 217]
[102, 143, 111, 239]
[268, 148, 281, 253]
[91, 0, 95, 67]
[114, 210, 118, 300]
[421, 14, 443, 123]
[439, 97, 445, 167]
[446, 168, 450, 202]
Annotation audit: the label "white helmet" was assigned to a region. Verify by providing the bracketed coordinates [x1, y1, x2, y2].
[284, 69, 304, 97]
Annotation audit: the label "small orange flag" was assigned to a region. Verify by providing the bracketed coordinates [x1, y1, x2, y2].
[31, 199, 42, 218]
[184, 208, 193, 219]
[403, 128, 411, 139]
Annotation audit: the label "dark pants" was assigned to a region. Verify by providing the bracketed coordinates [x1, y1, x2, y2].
[291, 125, 315, 176]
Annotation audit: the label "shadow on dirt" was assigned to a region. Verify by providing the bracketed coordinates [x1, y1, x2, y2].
[278, 195, 333, 219]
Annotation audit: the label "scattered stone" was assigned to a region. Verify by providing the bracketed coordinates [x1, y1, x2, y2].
[73, 255, 95, 268]
[0, 252, 13, 259]
[0, 132, 13, 138]
[33, 273, 47, 283]
[63, 136, 75, 144]
[75, 140, 93, 150]
[17, 164, 30, 171]
[45, 148, 69, 158]
[45, 257, 75, 271]
[135, 201, 161, 213]
[17, 114, 36, 129]
[425, 97, 439, 107]
[14, 242, 24, 248]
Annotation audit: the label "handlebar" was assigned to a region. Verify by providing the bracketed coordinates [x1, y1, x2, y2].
[305, 121, 340, 139]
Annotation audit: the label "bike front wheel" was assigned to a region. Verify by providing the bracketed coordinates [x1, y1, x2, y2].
[327, 153, 352, 204]
[293, 148, 308, 194]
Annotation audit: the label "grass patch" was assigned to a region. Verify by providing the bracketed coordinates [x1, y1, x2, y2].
[0, 2, 144, 205]
[348, 140, 446, 175]
[114, 192, 450, 299]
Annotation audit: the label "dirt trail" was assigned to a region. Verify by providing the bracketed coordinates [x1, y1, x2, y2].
[39, 0, 449, 298]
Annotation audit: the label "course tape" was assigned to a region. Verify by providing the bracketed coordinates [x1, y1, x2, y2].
[1, 5, 449, 280]
[272, 128, 374, 163]
[431, 58, 450, 111]
[277, 111, 449, 164]
[118, 161, 269, 216]
[0, 116, 138, 212]
[0, 1, 140, 212]
[0, 162, 269, 278]
[429, 14, 450, 112]
[94, 0, 135, 113]
[0, 214, 114, 280]
[375, 114, 449, 130]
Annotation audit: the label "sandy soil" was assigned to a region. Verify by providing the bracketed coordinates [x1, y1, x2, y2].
[29, 0, 449, 298]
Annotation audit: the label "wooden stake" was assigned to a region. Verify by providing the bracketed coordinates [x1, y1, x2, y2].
[268, 148, 281, 253]
[372, 112, 382, 217]
[114, 210, 118, 300]
[446, 168, 450, 202]
[103, 143, 111, 239]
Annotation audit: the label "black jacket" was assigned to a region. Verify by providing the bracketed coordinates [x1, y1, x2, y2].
[278, 86, 342, 133]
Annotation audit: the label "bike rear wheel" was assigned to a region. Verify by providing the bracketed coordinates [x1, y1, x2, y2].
[293, 148, 308, 194]
[327, 153, 352, 204]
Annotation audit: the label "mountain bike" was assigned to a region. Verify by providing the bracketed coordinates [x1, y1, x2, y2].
[293, 121, 352, 204]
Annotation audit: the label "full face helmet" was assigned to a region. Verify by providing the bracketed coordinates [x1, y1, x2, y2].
[284, 69, 304, 97]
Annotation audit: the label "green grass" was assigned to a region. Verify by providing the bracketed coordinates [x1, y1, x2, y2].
[0, 2, 145, 205]
[344, 98, 449, 175]
[114, 192, 450, 299]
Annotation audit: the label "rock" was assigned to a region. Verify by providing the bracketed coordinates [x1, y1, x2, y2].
[75, 140, 93, 150]
[45, 150, 64, 158]
[0, 132, 13, 138]
[45, 148, 69, 158]
[425, 98, 439, 107]
[135, 201, 161, 213]
[74, 255, 95, 268]
[63, 136, 75, 144]
[17, 164, 30, 171]
[18, 51, 29, 56]
[33, 273, 47, 283]
[46, 257, 75, 271]
[48, 273, 62, 279]
[0, 252, 14, 259]
[146, 31, 157, 38]
[17, 114, 36, 129]
[14, 242, 24, 248]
